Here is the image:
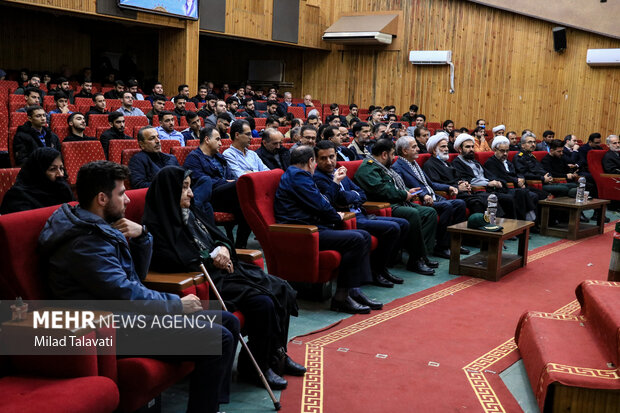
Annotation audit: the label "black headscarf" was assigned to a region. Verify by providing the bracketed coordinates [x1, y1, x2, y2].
[1, 148, 74, 214]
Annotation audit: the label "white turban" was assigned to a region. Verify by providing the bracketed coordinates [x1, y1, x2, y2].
[454, 133, 475, 151]
[426, 132, 449, 154]
[307, 109, 320, 118]
[491, 136, 510, 150]
[492, 124, 506, 133]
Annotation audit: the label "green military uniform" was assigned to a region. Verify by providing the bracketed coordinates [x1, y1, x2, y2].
[354, 158, 437, 259]
[512, 151, 577, 197]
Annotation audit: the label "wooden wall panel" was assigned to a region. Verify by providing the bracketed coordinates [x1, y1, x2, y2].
[159, 20, 200, 96]
[300, 0, 620, 139]
[224, 0, 273, 42]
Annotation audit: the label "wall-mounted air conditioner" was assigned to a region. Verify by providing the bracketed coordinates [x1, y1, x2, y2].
[586, 49, 620, 66]
[408, 50, 452, 65]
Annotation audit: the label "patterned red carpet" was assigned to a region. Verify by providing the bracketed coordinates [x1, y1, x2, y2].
[280, 225, 615, 413]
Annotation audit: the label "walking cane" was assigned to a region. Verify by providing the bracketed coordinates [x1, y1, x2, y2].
[199, 263, 282, 411]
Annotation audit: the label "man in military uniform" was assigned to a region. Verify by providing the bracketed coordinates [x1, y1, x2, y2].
[354, 138, 437, 276]
[313, 140, 409, 287]
[274, 146, 382, 314]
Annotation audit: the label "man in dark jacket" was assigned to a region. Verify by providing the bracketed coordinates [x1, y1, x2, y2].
[255, 128, 291, 170]
[38, 160, 239, 413]
[578, 132, 603, 174]
[182, 126, 251, 248]
[99, 112, 133, 158]
[603, 135, 620, 174]
[129, 126, 179, 189]
[541, 139, 581, 183]
[392, 136, 468, 258]
[63, 113, 97, 142]
[104, 80, 125, 100]
[85, 93, 109, 123]
[323, 126, 357, 162]
[562, 134, 581, 166]
[313, 140, 408, 288]
[274, 146, 379, 314]
[13, 105, 61, 166]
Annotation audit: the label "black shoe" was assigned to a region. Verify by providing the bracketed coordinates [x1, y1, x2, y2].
[580, 213, 589, 223]
[349, 290, 383, 310]
[433, 248, 451, 259]
[382, 270, 404, 284]
[330, 296, 371, 314]
[283, 356, 306, 376]
[423, 256, 439, 268]
[407, 258, 435, 276]
[372, 273, 394, 288]
[239, 368, 288, 390]
[507, 236, 518, 241]
[460, 246, 470, 255]
[592, 213, 610, 223]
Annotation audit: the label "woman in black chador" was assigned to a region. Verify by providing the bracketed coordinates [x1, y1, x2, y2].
[1, 147, 73, 214]
[143, 166, 305, 390]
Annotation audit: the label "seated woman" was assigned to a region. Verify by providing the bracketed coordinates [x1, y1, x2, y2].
[1, 147, 73, 214]
[143, 166, 305, 390]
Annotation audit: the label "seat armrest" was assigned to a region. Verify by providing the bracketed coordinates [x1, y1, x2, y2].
[144, 272, 198, 295]
[471, 186, 486, 192]
[363, 201, 390, 211]
[552, 178, 567, 184]
[269, 224, 318, 234]
[236, 249, 263, 264]
[601, 173, 620, 179]
[342, 211, 356, 221]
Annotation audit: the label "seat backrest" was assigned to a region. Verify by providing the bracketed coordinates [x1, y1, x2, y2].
[287, 106, 304, 118]
[532, 150, 548, 162]
[476, 151, 494, 165]
[123, 116, 149, 134]
[74, 97, 92, 107]
[9, 112, 27, 127]
[507, 151, 518, 162]
[171, 146, 195, 166]
[61, 141, 106, 185]
[108, 139, 140, 164]
[0, 205, 62, 299]
[88, 114, 109, 128]
[448, 153, 459, 163]
[121, 148, 141, 166]
[337, 160, 363, 180]
[237, 169, 284, 254]
[0, 168, 20, 204]
[416, 153, 431, 168]
[587, 149, 605, 177]
[160, 139, 181, 154]
[124, 188, 148, 223]
[254, 118, 266, 128]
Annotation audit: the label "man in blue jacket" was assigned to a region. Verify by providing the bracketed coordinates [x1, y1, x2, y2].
[38, 161, 239, 413]
[313, 140, 409, 288]
[392, 135, 468, 258]
[183, 125, 252, 248]
[129, 126, 179, 189]
[274, 146, 381, 314]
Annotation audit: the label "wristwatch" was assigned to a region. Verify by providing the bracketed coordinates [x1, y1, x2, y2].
[139, 225, 149, 238]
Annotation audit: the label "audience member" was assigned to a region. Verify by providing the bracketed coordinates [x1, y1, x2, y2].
[75, 80, 94, 99]
[442, 120, 455, 134]
[406, 114, 426, 137]
[276, 92, 293, 117]
[14, 105, 61, 166]
[146, 95, 166, 125]
[354, 139, 438, 275]
[222, 120, 268, 178]
[349, 122, 372, 159]
[578, 132, 603, 173]
[104, 80, 125, 100]
[401, 104, 418, 123]
[323, 126, 356, 161]
[38, 160, 237, 413]
[367, 109, 383, 128]
[1, 147, 73, 214]
[117, 91, 145, 117]
[173, 95, 188, 124]
[492, 125, 505, 136]
[205, 99, 229, 127]
[471, 126, 491, 152]
[507, 131, 520, 151]
[260, 100, 279, 119]
[541, 139, 581, 184]
[182, 111, 202, 143]
[306, 114, 320, 128]
[127, 79, 144, 100]
[392, 136, 468, 259]
[99, 112, 133, 158]
[289, 126, 301, 144]
[146, 82, 166, 103]
[289, 125, 317, 152]
[191, 84, 209, 104]
[242, 98, 258, 118]
[255, 128, 290, 170]
[129, 126, 180, 188]
[346, 104, 360, 125]
[47, 91, 73, 124]
[214, 113, 232, 140]
[15, 74, 45, 97]
[536, 130, 555, 152]
[177, 84, 190, 100]
[603, 135, 620, 174]
[562, 134, 580, 166]
[414, 127, 430, 154]
[49, 77, 75, 104]
[64, 113, 96, 142]
[16, 87, 41, 113]
[156, 111, 185, 146]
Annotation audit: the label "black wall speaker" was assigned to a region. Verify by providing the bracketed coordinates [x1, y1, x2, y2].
[553, 27, 567, 53]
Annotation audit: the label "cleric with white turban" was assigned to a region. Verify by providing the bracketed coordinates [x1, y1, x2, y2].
[426, 132, 449, 154]
[492, 125, 506, 135]
[453, 133, 475, 151]
[491, 136, 510, 150]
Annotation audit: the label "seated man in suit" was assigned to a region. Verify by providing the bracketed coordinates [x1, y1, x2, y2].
[255, 128, 291, 170]
[129, 126, 179, 188]
[100, 112, 133, 159]
[541, 139, 581, 184]
[323, 126, 357, 162]
[535, 130, 555, 152]
[354, 139, 438, 276]
[452, 134, 530, 220]
[602, 135, 620, 174]
[422, 134, 490, 215]
[562, 134, 581, 166]
[392, 135, 468, 259]
[313, 140, 408, 288]
[275, 146, 382, 314]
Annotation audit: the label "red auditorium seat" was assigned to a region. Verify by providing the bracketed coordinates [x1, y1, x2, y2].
[121, 148, 141, 166]
[171, 146, 195, 166]
[0, 168, 20, 204]
[61, 141, 106, 185]
[185, 102, 196, 112]
[74, 97, 92, 107]
[163, 101, 174, 111]
[277, 126, 290, 135]
[186, 139, 199, 146]
[133, 100, 152, 112]
[588, 149, 620, 201]
[52, 126, 69, 142]
[10, 112, 28, 127]
[87, 114, 109, 128]
[254, 118, 266, 129]
[160, 139, 181, 154]
[50, 113, 71, 129]
[475, 151, 494, 165]
[123, 116, 149, 135]
[108, 139, 140, 164]
[287, 106, 305, 118]
[106, 100, 122, 111]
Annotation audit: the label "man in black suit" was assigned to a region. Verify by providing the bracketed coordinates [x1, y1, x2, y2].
[578, 132, 603, 174]
[323, 126, 357, 162]
[535, 130, 555, 152]
[255, 128, 291, 170]
[602, 135, 620, 174]
[562, 134, 581, 166]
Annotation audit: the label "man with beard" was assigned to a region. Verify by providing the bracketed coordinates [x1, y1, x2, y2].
[452, 134, 527, 220]
[562, 134, 581, 166]
[392, 135, 468, 259]
[349, 122, 372, 159]
[64, 113, 97, 142]
[507, 131, 520, 152]
[14, 105, 62, 166]
[422, 133, 491, 215]
[255, 128, 291, 170]
[38, 161, 239, 413]
[602, 135, 620, 174]
[355, 139, 438, 276]
[129, 126, 180, 188]
[100, 112, 133, 158]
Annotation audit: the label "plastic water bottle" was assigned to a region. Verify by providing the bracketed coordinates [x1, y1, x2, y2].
[576, 177, 586, 203]
[487, 194, 498, 225]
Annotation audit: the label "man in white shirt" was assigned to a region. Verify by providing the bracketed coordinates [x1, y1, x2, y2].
[222, 119, 269, 178]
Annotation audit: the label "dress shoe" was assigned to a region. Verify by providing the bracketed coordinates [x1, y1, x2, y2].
[283, 356, 307, 376]
[592, 212, 610, 223]
[460, 246, 470, 255]
[433, 248, 451, 259]
[423, 256, 439, 268]
[580, 213, 590, 223]
[507, 236, 518, 241]
[372, 273, 394, 288]
[407, 258, 435, 276]
[350, 290, 383, 310]
[239, 368, 288, 390]
[330, 296, 371, 314]
[382, 270, 404, 284]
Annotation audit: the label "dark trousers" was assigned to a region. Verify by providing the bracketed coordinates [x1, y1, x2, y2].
[356, 215, 408, 273]
[318, 228, 372, 288]
[212, 181, 251, 248]
[391, 203, 437, 258]
[432, 197, 467, 248]
[237, 294, 288, 372]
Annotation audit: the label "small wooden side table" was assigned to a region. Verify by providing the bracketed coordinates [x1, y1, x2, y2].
[539, 197, 610, 240]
